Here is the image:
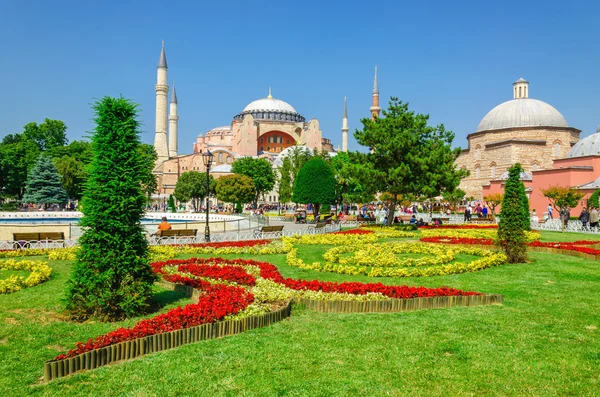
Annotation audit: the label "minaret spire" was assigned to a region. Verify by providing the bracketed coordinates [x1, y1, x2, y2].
[154, 41, 170, 164]
[169, 82, 179, 158]
[370, 66, 380, 120]
[342, 97, 349, 152]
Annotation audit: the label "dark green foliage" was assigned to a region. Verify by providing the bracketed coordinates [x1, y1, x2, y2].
[277, 156, 293, 204]
[139, 144, 158, 202]
[52, 141, 93, 201]
[0, 133, 41, 199]
[65, 97, 156, 321]
[21, 155, 69, 205]
[498, 163, 528, 263]
[231, 157, 275, 207]
[22, 118, 68, 151]
[292, 157, 336, 216]
[235, 202, 243, 213]
[168, 195, 176, 212]
[173, 171, 215, 212]
[521, 188, 531, 230]
[330, 151, 376, 206]
[588, 189, 600, 208]
[216, 174, 256, 207]
[354, 97, 467, 225]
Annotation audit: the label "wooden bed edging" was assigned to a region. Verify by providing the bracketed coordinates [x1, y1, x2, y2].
[43, 300, 293, 382]
[297, 294, 503, 313]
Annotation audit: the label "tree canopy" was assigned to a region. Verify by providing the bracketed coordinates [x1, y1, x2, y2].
[23, 118, 68, 152]
[21, 155, 69, 206]
[173, 171, 215, 212]
[66, 96, 155, 321]
[353, 97, 466, 224]
[292, 157, 336, 216]
[483, 192, 503, 220]
[216, 174, 256, 209]
[231, 157, 275, 206]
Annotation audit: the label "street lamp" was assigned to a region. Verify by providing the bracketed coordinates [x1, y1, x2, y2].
[202, 150, 214, 242]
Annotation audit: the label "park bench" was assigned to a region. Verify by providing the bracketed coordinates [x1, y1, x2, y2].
[468, 217, 494, 224]
[253, 225, 284, 237]
[160, 229, 198, 237]
[310, 222, 328, 231]
[357, 215, 376, 223]
[13, 232, 65, 249]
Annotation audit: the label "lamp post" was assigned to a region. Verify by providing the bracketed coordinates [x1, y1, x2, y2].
[202, 150, 214, 242]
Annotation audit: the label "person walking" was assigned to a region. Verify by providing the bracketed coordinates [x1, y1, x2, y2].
[579, 207, 590, 229]
[590, 207, 599, 229]
[547, 204, 553, 220]
[560, 207, 570, 228]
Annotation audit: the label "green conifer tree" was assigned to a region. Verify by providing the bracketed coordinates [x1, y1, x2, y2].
[65, 97, 156, 321]
[498, 163, 528, 263]
[22, 155, 69, 206]
[168, 195, 176, 213]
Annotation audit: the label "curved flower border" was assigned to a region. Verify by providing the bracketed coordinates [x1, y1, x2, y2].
[0, 259, 52, 294]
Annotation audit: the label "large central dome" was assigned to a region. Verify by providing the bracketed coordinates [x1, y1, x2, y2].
[233, 89, 305, 123]
[476, 79, 569, 132]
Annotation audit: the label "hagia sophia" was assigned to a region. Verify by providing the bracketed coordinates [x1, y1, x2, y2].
[151, 43, 600, 217]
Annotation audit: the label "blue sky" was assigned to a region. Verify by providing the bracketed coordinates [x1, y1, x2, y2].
[1, 0, 599, 152]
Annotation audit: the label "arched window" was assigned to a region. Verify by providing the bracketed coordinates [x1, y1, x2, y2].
[532, 162, 539, 171]
[218, 152, 224, 163]
[491, 163, 497, 179]
[475, 145, 481, 160]
[519, 86, 522, 97]
[554, 142, 561, 157]
[226, 156, 232, 164]
[260, 146, 264, 151]
[475, 166, 481, 179]
[267, 146, 270, 151]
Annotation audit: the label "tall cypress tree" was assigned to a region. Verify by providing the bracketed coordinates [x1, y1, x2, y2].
[65, 97, 156, 321]
[22, 155, 69, 205]
[498, 163, 528, 263]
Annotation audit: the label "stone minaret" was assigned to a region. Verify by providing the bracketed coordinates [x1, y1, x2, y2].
[154, 41, 170, 164]
[168, 83, 179, 158]
[513, 77, 529, 99]
[370, 66, 380, 119]
[341, 97, 349, 152]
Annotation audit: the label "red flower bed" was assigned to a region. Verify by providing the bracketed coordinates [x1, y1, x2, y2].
[181, 239, 272, 248]
[56, 256, 483, 360]
[419, 236, 494, 245]
[333, 229, 374, 235]
[419, 225, 498, 229]
[55, 284, 253, 360]
[528, 240, 600, 256]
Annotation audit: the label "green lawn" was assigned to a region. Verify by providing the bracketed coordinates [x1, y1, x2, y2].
[1, 232, 599, 396]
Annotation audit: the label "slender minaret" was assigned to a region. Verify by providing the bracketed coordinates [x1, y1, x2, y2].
[154, 41, 170, 164]
[168, 83, 179, 158]
[370, 66, 380, 119]
[342, 97, 349, 152]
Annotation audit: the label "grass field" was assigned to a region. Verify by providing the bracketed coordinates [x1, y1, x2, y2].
[1, 231, 599, 396]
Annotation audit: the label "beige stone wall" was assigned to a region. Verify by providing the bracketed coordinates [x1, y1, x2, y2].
[456, 127, 580, 199]
[0, 224, 73, 241]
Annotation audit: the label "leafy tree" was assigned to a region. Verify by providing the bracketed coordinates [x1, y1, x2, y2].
[483, 192, 503, 221]
[23, 118, 68, 151]
[354, 97, 467, 225]
[497, 164, 529, 263]
[139, 144, 158, 202]
[277, 156, 293, 204]
[21, 155, 69, 206]
[216, 174, 256, 211]
[330, 151, 375, 208]
[65, 96, 156, 321]
[588, 189, 600, 208]
[231, 157, 275, 207]
[0, 134, 40, 199]
[173, 171, 215, 212]
[541, 185, 585, 232]
[55, 155, 88, 200]
[442, 188, 466, 212]
[292, 157, 336, 217]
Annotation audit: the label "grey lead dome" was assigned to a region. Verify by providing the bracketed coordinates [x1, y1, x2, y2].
[567, 126, 600, 158]
[476, 98, 569, 133]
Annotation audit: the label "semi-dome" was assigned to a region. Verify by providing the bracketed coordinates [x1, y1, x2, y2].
[476, 79, 569, 132]
[567, 126, 600, 158]
[234, 89, 305, 123]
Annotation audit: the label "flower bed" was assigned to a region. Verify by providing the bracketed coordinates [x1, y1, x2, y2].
[528, 240, 600, 256]
[0, 259, 52, 294]
[419, 236, 494, 245]
[419, 225, 498, 229]
[420, 228, 540, 242]
[333, 229, 375, 235]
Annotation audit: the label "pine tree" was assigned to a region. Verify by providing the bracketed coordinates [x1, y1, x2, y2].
[498, 163, 528, 263]
[22, 155, 69, 205]
[168, 195, 176, 213]
[65, 97, 156, 321]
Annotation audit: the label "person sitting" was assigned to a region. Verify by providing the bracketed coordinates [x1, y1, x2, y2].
[416, 218, 426, 227]
[153, 217, 172, 236]
[409, 215, 417, 224]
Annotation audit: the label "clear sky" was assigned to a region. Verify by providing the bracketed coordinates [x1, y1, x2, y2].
[1, 0, 599, 152]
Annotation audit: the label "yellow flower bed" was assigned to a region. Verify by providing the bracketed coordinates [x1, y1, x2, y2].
[149, 240, 293, 261]
[420, 228, 540, 242]
[0, 259, 52, 294]
[286, 243, 507, 278]
[0, 249, 49, 258]
[323, 243, 455, 268]
[48, 247, 78, 261]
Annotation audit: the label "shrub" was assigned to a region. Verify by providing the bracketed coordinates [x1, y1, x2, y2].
[65, 97, 156, 321]
[497, 164, 528, 263]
